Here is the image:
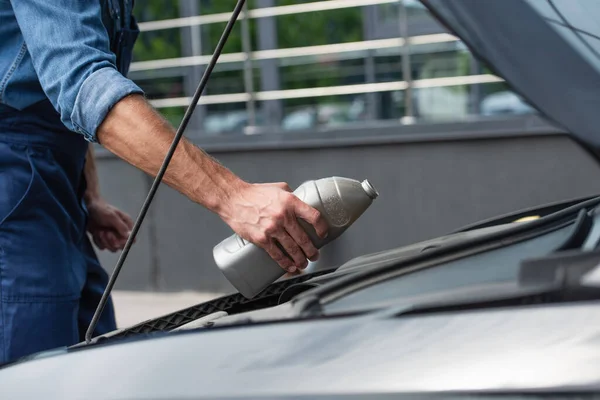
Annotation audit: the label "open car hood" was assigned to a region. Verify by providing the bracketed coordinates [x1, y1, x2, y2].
[421, 0, 600, 160]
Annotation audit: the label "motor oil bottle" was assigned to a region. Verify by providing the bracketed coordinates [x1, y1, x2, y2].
[213, 176, 379, 299]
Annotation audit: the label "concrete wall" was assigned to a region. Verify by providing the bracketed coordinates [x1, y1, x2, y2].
[94, 116, 600, 294]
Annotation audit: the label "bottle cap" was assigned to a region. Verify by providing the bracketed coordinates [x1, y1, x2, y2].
[361, 179, 379, 199]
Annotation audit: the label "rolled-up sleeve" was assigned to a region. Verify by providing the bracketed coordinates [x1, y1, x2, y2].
[9, 0, 144, 142]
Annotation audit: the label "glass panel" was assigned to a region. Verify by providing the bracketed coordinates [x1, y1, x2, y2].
[371, 1, 445, 38]
[274, 0, 326, 5]
[160, 106, 186, 128]
[279, 91, 403, 131]
[204, 68, 245, 95]
[196, 1, 257, 52]
[199, 22, 244, 55]
[408, 6, 536, 122]
[411, 45, 470, 81]
[198, 0, 236, 13]
[131, 63, 248, 98]
[203, 102, 250, 136]
[412, 44, 469, 121]
[134, 74, 185, 100]
[134, 0, 179, 23]
[280, 58, 368, 90]
[274, 5, 363, 48]
[130, 0, 538, 135]
[134, 28, 183, 62]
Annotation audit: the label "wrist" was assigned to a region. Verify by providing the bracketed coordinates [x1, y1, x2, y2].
[84, 189, 102, 207]
[198, 172, 249, 219]
[212, 176, 249, 218]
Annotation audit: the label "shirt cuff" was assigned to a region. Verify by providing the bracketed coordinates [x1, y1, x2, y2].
[71, 67, 144, 142]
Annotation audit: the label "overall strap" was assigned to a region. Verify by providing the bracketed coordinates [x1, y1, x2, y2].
[103, 0, 139, 76]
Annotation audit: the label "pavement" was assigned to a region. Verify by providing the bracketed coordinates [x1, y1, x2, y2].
[111, 290, 225, 328]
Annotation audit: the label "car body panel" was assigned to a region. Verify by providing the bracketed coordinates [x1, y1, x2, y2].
[2, 302, 600, 399]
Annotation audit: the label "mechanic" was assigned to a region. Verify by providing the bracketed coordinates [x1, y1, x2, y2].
[0, 0, 327, 364]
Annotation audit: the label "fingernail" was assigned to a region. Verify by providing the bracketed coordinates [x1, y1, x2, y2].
[288, 266, 296, 273]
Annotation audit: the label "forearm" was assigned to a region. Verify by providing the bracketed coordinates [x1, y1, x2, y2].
[97, 94, 327, 272]
[96, 94, 247, 215]
[83, 144, 101, 204]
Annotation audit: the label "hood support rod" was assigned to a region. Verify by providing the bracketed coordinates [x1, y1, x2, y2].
[85, 0, 247, 344]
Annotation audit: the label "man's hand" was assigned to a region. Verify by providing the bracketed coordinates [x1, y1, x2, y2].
[86, 198, 134, 252]
[219, 182, 329, 273]
[82, 144, 134, 252]
[97, 94, 328, 269]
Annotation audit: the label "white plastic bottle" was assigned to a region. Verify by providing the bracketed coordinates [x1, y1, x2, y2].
[213, 177, 379, 299]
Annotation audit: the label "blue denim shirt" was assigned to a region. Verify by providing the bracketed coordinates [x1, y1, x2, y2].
[0, 0, 144, 142]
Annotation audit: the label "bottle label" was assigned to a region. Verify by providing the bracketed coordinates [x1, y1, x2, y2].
[322, 193, 351, 227]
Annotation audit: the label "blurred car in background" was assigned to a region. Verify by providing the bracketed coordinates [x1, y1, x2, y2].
[481, 90, 537, 116]
[281, 103, 355, 131]
[203, 110, 266, 136]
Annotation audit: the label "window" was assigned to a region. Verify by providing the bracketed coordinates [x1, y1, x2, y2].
[129, 0, 535, 138]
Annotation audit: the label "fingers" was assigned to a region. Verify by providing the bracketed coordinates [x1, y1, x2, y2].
[117, 210, 133, 231]
[227, 183, 327, 272]
[101, 230, 124, 252]
[283, 268, 304, 279]
[272, 231, 309, 271]
[292, 197, 328, 239]
[117, 209, 134, 230]
[92, 229, 129, 252]
[109, 230, 129, 250]
[259, 239, 296, 273]
[107, 231, 120, 252]
[284, 220, 319, 262]
[110, 212, 131, 238]
[98, 231, 117, 252]
[92, 233, 107, 250]
[116, 210, 135, 243]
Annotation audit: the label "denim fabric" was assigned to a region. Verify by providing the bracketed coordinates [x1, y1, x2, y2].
[0, 0, 144, 142]
[0, 101, 117, 364]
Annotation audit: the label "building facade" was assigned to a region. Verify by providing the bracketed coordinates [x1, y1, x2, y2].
[93, 0, 600, 294]
[128, 0, 535, 137]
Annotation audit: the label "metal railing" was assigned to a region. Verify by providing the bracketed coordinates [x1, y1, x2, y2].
[149, 74, 502, 108]
[130, 33, 458, 72]
[134, 0, 507, 128]
[138, 0, 401, 32]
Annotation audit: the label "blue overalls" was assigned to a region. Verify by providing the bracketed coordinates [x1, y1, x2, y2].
[0, 0, 139, 364]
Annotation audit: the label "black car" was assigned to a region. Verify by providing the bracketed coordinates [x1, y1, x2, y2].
[3, 1, 600, 399]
